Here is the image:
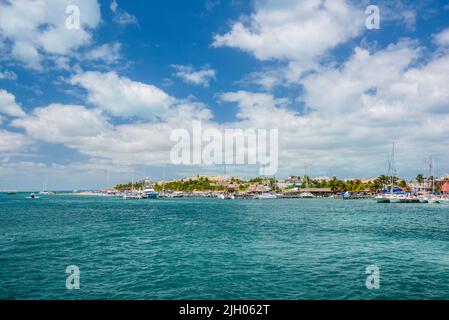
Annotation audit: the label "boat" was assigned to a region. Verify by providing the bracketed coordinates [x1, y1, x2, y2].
[376, 194, 401, 203]
[6, 191, 16, 195]
[428, 196, 440, 204]
[142, 178, 159, 199]
[375, 194, 389, 203]
[26, 193, 40, 199]
[426, 155, 439, 204]
[428, 196, 449, 204]
[298, 192, 315, 198]
[123, 192, 143, 200]
[376, 142, 404, 203]
[218, 193, 235, 200]
[39, 176, 55, 195]
[39, 191, 55, 195]
[257, 192, 277, 199]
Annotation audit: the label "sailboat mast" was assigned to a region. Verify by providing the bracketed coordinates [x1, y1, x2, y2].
[162, 163, 166, 192]
[304, 164, 307, 188]
[429, 154, 435, 194]
[390, 142, 395, 194]
[131, 169, 134, 192]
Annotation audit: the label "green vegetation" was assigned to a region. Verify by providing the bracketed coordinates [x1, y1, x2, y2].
[114, 174, 415, 193]
[153, 177, 227, 192]
[114, 180, 145, 190]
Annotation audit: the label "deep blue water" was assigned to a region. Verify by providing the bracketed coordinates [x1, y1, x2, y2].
[1, 193, 449, 300]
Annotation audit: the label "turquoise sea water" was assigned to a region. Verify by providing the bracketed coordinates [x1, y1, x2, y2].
[1, 193, 449, 300]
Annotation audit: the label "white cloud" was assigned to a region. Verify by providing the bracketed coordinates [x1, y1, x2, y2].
[219, 90, 290, 121]
[237, 68, 284, 90]
[171, 65, 216, 87]
[0, 70, 18, 81]
[302, 40, 449, 117]
[301, 40, 421, 115]
[85, 42, 122, 64]
[434, 28, 449, 47]
[110, 0, 138, 26]
[70, 71, 175, 119]
[12, 102, 213, 166]
[0, 129, 30, 153]
[0, 89, 26, 117]
[0, 0, 101, 69]
[213, 0, 365, 76]
[12, 104, 111, 143]
[213, 40, 449, 176]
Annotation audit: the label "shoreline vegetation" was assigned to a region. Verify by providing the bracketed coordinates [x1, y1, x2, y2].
[102, 174, 449, 199]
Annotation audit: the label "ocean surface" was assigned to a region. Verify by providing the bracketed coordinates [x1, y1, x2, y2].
[1, 193, 449, 300]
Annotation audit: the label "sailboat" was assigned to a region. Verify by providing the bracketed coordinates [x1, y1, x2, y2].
[424, 155, 449, 204]
[426, 155, 440, 204]
[123, 170, 143, 199]
[376, 142, 406, 203]
[39, 176, 55, 195]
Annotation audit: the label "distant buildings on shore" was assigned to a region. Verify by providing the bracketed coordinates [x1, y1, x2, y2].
[111, 173, 449, 196]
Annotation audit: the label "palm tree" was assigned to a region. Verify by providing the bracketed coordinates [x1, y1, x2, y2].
[416, 174, 424, 190]
[328, 176, 339, 193]
[377, 175, 389, 190]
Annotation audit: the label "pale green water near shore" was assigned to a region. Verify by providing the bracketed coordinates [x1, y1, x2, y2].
[1, 193, 449, 299]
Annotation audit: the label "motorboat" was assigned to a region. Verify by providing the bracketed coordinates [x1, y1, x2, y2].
[26, 193, 39, 199]
[298, 192, 315, 199]
[257, 192, 277, 199]
[218, 193, 235, 200]
[142, 178, 159, 199]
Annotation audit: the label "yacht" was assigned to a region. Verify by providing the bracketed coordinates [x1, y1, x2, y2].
[429, 196, 449, 204]
[142, 178, 159, 199]
[257, 192, 277, 199]
[298, 192, 315, 199]
[376, 142, 404, 203]
[39, 190, 55, 195]
[39, 177, 55, 195]
[418, 195, 429, 203]
[123, 192, 143, 200]
[218, 193, 235, 200]
[375, 194, 403, 203]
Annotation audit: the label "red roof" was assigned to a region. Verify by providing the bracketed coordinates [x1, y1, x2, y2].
[442, 182, 449, 193]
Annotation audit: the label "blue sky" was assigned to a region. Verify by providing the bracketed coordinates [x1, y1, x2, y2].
[1, 0, 449, 190]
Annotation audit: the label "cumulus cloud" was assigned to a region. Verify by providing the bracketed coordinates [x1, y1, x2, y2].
[209, 2, 449, 176]
[0, 129, 30, 153]
[0, 0, 101, 70]
[302, 40, 449, 117]
[213, 0, 365, 77]
[171, 64, 216, 87]
[0, 89, 26, 117]
[434, 28, 449, 47]
[0, 70, 18, 81]
[84, 42, 122, 64]
[12, 104, 111, 143]
[110, 0, 138, 26]
[12, 101, 213, 166]
[3, 1, 449, 183]
[70, 71, 175, 119]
